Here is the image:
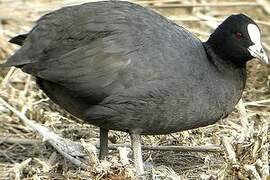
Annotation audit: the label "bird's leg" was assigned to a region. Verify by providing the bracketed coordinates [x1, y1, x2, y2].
[99, 128, 109, 160]
[130, 132, 144, 176]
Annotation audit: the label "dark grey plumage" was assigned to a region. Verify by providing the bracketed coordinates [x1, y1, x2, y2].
[5, 1, 244, 134]
[2, 1, 268, 175]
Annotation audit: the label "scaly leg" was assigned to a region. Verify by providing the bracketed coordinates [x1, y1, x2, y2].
[130, 132, 144, 175]
[99, 128, 109, 160]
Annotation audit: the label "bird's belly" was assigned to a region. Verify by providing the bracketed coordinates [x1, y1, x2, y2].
[85, 77, 244, 135]
[88, 96, 232, 135]
[95, 108, 225, 135]
[131, 106, 226, 135]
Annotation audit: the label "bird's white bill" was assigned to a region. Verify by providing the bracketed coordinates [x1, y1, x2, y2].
[248, 43, 269, 65]
[247, 24, 269, 65]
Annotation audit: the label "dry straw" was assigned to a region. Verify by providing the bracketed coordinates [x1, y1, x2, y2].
[0, 0, 269, 179]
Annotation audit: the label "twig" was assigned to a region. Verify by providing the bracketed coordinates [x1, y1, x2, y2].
[118, 146, 130, 165]
[0, 137, 40, 145]
[1, 67, 16, 86]
[262, 42, 270, 53]
[244, 99, 270, 106]
[0, 137, 221, 153]
[0, 149, 16, 163]
[105, 144, 221, 152]
[260, 118, 269, 179]
[237, 99, 253, 141]
[32, 97, 50, 105]
[195, 13, 219, 29]
[14, 158, 32, 180]
[168, 16, 201, 22]
[80, 138, 99, 170]
[252, 136, 260, 158]
[244, 164, 262, 180]
[48, 152, 58, 167]
[185, 28, 210, 37]
[168, 16, 270, 27]
[0, 97, 88, 169]
[153, 165, 181, 180]
[0, 97, 221, 173]
[33, 158, 52, 172]
[146, 2, 260, 8]
[5, 123, 31, 133]
[139, 0, 185, 4]
[226, 120, 244, 132]
[256, 20, 270, 27]
[256, 0, 270, 15]
[20, 75, 31, 99]
[260, 143, 269, 179]
[221, 137, 237, 164]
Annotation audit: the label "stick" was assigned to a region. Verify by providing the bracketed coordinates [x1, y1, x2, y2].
[168, 16, 270, 27]
[260, 144, 270, 179]
[256, 0, 270, 14]
[146, 2, 260, 8]
[107, 144, 221, 152]
[1, 67, 16, 86]
[0, 137, 40, 145]
[260, 118, 269, 179]
[0, 97, 88, 169]
[237, 99, 252, 140]
[0, 96, 221, 171]
[0, 137, 221, 153]
[244, 164, 262, 180]
[222, 137, 237, 164]
[244, 99, 270, 106]
[0, 149, 16, 163]
[262, 42, 270, 53]
[14, 158, 32, 180]
[139, 0, 185, 4]
[195, 13, 219, 29]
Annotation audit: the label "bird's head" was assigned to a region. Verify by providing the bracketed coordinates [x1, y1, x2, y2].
[207, 14, 268, 66]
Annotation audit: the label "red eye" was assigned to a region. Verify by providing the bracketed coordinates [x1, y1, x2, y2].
[235, 32, 243, 39]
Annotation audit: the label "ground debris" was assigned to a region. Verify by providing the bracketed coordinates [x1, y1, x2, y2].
[0, 0, 269, 179]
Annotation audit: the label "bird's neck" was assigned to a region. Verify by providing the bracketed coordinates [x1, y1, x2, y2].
[203, 41, 247, 71]
[203, 42, 247, 115]
[203, 41, 247, 92]
[204, 34, 250, 67]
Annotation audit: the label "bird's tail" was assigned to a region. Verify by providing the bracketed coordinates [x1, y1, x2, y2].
[0, 33, 29, 68]
[9, 34, 28, 46]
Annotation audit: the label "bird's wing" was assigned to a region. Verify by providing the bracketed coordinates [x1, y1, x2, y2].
[2, 1, 203, 103]
[2, 2, 165, 102]
[24, 39, 133, 101]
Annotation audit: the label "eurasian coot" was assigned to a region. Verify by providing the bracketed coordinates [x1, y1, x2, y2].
[1, 1, 268, 175]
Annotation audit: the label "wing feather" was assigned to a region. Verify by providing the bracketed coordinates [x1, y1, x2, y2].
[2, 1, 204, 104]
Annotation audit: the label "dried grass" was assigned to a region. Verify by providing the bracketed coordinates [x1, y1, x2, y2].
[0, 0, 270, 179]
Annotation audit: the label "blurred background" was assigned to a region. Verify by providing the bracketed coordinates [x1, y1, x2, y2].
[0, 0, 270, 179]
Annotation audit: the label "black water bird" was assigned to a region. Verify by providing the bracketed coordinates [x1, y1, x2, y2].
[1, 1, 268, 175]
